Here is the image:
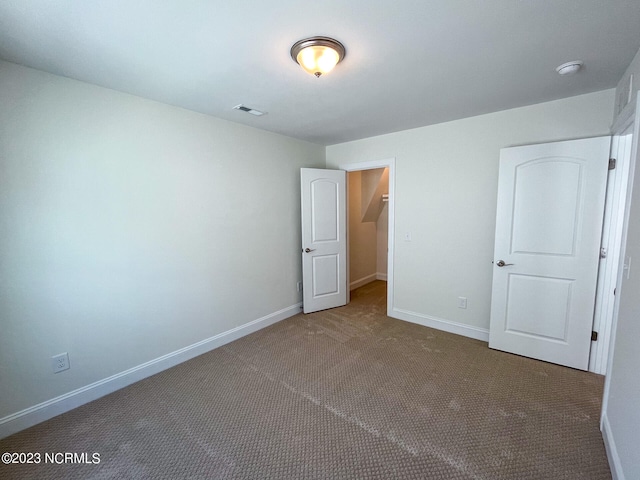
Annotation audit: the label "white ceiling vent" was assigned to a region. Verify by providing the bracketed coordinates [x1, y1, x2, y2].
[233, 104, 266, 116]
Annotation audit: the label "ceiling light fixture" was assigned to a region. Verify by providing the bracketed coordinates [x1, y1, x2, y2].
[556, 61, 584, 76]
[290, 36, 345, 78]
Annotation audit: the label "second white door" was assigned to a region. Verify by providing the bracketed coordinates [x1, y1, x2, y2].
[489, 137, 610, 370]
[300, 168, 347, 314]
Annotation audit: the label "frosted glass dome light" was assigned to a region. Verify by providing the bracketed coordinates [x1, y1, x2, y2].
[291, 37, 346, 78]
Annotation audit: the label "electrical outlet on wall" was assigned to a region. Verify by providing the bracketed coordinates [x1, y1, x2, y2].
[457, 297, 467, 309]
[52, 352, 70, 373]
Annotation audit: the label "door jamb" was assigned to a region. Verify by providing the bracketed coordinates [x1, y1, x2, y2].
[590, 128, 633, 374]
[339, 158, 395, 316]
[590, 99, 638, 374]
[601, 96, 639, 425]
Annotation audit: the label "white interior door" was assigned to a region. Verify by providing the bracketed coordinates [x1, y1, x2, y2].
[489, 137, 611, 370]
[301, 168, 347, 313]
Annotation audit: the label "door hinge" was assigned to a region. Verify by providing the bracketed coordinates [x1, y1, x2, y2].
[600, 247, 607, 259]
[609, 158, 616, 170]
[591, 331, 598, 341]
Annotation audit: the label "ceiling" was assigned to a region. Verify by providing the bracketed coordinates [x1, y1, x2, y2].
[1, 1, 639, 146]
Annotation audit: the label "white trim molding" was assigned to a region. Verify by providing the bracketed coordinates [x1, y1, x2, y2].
[350, 273, 378, 290]
[0, 303, 302, 439]
[601, 413, 625, 480]
[391, 307, 489, 342]
[590, 131, 634, 374]
[350, 272, 388, 290]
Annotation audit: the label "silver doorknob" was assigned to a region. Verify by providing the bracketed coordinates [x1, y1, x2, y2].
[304, 248, 315, 253]
[496, 260, 514, 267]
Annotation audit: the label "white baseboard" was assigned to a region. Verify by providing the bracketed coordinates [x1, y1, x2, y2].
[391, 307, 489, 342]
[0, 303, 302, 440]
[350, 273, 378, 290]
[350, 273, 387, 290]
[601, 412, 625, 480]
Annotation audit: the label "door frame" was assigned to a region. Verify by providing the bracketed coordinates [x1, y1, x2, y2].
[590, 128, 634, 374]
[590, 100, 638, 374]
[339, 158, 395, 315]
[601, 96, 639, 429]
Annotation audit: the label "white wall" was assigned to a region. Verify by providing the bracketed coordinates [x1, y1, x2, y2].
[376, 201, 388, 278]
[0, 61, 325, 426]
[327, 90, 614, 337]
[348, 168, 389, 289]
[365, 168, 389, 278]
[614, 47, 640, 123]
[348, 171, 378, 287]
[602, 47, 640, 480]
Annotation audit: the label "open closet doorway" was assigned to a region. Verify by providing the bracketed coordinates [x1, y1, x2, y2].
[341, 159, 396, 315]
[348, 168, 388, 286]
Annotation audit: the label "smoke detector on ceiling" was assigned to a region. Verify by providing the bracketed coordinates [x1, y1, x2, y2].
[556, 61, 584, 76]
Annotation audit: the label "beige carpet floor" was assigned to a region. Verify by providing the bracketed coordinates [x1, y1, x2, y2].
[0, 281, 611, 479]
